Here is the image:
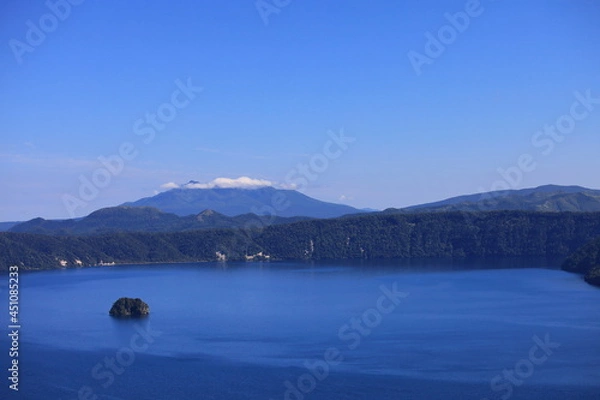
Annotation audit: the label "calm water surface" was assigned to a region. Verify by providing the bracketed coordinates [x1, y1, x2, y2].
[1, 259, 599, 399]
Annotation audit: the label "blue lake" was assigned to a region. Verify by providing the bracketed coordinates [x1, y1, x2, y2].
[1, 259, 599, 399]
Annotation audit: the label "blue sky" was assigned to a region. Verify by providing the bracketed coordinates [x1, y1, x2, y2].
[1, 0, 600, 220]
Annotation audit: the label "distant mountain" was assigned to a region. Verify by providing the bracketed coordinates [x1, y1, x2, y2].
[122, 187, 362, 218]
[0, 221, 21, 232]
[9, 206, 309, 235]
[10, 184, 600, 237]
[393, 185, 600, 213]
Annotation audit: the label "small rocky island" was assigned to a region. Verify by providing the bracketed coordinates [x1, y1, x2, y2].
[109, 297, 150, 317]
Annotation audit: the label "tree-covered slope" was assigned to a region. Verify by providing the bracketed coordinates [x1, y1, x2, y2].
[0, 229, 258, 270]
[9, 207, 309, 235]
[3, 211, 600, 272]
[397, 185, 600, 213]
[562, 236, 600, 286]
[255, 211, 600, 260]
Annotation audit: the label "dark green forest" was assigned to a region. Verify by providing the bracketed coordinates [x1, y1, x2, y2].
[562, 236, 600, 286]
[3, 211, 600, 276]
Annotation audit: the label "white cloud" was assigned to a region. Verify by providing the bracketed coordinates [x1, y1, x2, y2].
[162, 176, 274, 190]
[279, 182, 298, 190]
[160, 182, 180, 189]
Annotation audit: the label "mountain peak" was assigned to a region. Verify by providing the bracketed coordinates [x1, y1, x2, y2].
[198, 209, 217, 216]
[122, 187, 360, 218]
[195, 209, 225, 221]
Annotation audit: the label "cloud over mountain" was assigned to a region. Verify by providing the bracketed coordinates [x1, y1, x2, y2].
[160, 176, 274, 190]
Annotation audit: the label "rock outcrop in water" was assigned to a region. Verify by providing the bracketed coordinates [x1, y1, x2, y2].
[109, 297, 149, 317]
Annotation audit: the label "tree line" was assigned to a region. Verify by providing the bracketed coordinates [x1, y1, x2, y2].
[2, 211, 600, 272]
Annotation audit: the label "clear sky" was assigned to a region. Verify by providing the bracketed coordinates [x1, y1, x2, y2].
[1, 0, 599, 221]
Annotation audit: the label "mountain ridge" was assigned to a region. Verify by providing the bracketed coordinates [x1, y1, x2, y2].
[9, 206, 310, 236]
[6, 184, 600, 235]
[393, 185, 600, 213]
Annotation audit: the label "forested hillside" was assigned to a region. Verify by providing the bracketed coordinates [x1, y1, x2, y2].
[3, 211, 600, 272]
[562, 236, 600, 286]
[9, 207, 308, 235]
